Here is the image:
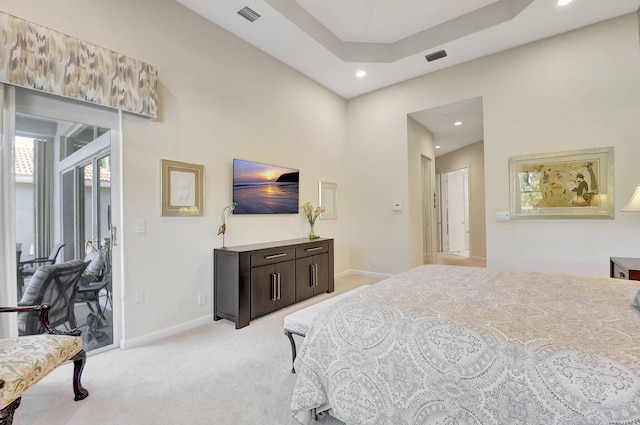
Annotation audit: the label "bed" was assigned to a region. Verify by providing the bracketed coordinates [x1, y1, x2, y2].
[290, 265, 640, 424]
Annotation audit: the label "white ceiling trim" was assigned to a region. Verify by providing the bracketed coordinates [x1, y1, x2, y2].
[265, 0, 535, 63]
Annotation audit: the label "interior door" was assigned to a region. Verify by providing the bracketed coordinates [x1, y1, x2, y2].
[445, 168, 467, 254]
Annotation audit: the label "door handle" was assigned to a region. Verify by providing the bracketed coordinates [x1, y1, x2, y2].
[313, 264, 318, 287]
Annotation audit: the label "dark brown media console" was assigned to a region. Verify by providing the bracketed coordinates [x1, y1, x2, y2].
[214, 238, 334, 329]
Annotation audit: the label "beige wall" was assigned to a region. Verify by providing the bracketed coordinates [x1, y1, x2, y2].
[0, 0, 349, 343]
[435, 141, 486, 260]
[346, 13, 640, 276]
[2, 0, 640, 345]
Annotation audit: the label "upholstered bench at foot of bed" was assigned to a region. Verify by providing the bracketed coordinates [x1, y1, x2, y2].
[283, 285, 369, 373]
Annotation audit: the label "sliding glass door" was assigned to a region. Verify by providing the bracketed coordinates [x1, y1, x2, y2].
[59, 135, 111, 261]
[8, 87, 120, 352]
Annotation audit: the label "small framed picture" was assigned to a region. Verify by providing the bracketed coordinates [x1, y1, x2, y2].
[161, 159, 204, 216]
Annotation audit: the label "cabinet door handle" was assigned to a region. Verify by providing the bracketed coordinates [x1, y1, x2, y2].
[277, 273, 281, 300]
[271, 274, 277, 301]
[305, 247, 323, 252]
[309, 263, 318, 287]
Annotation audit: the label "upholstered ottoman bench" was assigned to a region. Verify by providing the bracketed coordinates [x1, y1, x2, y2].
[0, 304, 88, 425]
[283, 285, 369, 372]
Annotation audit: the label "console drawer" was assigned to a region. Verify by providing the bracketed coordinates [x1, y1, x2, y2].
[251, 248, 296, 267]
[296, 242, 328, 258]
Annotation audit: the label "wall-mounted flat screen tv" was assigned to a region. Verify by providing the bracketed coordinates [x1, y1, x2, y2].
[233, 158, 299, 214]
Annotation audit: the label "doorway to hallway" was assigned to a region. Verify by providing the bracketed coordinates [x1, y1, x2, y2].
[437, 167, 469, 257]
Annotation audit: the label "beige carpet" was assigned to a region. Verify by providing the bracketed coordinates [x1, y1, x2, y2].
[14, 274, 379, 425]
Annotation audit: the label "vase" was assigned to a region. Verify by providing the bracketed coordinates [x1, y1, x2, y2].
[308, 222, 318, 239]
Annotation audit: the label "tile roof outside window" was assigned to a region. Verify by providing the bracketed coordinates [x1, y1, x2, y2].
[15, 142, 111, 182]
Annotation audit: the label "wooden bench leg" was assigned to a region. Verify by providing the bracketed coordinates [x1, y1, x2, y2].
[71, 350, 89, 401]
[0, 397, 21, 425]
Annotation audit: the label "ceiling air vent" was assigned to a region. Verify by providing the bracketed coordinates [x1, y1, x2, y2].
[425, 50, 447, 62]
[238, 6, 261, 22]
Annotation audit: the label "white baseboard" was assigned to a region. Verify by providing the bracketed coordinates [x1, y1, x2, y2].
[120, 314, 213, 350]
[337, 269, 393, 279]
[119, 270, 393, 350]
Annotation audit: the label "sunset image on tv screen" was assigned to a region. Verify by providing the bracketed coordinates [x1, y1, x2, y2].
[232, 159, 299, 214]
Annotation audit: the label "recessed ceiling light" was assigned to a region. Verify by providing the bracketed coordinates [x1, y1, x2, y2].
[557, 0, 572, 6]
[355, 70, 366, 78]
[435, 145, 441, 149]
[454, 121, 463, 126]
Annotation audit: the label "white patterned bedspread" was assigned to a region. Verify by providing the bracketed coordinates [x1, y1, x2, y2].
[290, 265, 640, 425]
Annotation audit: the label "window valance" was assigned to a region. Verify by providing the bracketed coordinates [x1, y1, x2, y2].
[0, 12, 157, 118]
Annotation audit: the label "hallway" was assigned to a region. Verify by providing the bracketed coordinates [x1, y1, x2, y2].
[436, 252, 486, 267]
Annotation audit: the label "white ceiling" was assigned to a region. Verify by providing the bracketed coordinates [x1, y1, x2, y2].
[175, 0, 639, 156]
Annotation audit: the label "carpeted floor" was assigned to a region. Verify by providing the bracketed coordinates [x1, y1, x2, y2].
[14, 274, 379, 425]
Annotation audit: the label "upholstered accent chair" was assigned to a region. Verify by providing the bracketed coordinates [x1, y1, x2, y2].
[0, 304, 89, 425]
[18, 259, 89, 336]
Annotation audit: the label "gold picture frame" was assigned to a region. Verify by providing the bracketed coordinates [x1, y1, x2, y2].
[161, 160, 204, 216]
[509, 147, 613, 219]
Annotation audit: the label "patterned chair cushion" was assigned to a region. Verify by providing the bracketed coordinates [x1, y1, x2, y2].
[18, 265, 54, 305]
[83, 247, 104, 281]
[0, 334, 83, 409]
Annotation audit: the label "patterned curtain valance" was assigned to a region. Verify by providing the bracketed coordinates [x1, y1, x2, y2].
[0, 12, 158, 118]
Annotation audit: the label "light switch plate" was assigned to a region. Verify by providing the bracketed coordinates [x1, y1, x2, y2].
[135, 220, 146, 233]
[496, 212, 511, 221]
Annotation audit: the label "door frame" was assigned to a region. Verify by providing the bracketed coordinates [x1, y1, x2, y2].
[3, 87, 122, 351]
[421, 155, 434, 264]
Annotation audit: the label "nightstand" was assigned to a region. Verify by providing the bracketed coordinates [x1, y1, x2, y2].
[610, 257, 640, 281]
